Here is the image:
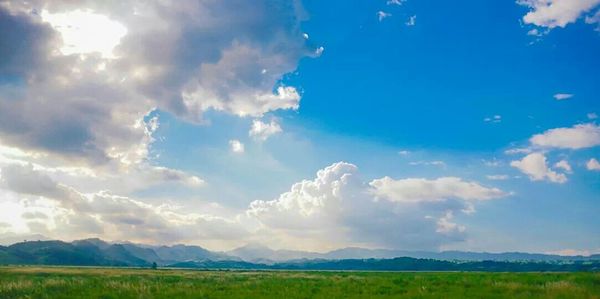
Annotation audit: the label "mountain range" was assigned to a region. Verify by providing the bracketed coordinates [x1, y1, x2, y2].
[1, 238, 599, 270]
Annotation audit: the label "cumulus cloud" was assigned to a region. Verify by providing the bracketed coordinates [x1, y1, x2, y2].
[406, 15, 417, 26]
[0, 1, 321, 242]
[529, 123, 600, 149]
[0, 0, 317, 166]
[247, 162, 507, 250]
[510, 152, 568, 183]
[249, 119, 282, 141]
[588, 112, 598, 120]
[0, 160, 508, 250]
[518, 0, 600, 29]
[586, 158, 600, 171]
[554, 160, 573, 173]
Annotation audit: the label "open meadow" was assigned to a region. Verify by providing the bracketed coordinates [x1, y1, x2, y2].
[0, 266, 598, 298]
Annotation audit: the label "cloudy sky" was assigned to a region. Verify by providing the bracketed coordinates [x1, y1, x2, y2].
[0, 0, 599, 255]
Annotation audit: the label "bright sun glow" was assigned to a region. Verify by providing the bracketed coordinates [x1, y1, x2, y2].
[41, 9, 127, 58]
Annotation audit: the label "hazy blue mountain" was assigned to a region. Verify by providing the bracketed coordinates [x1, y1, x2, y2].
[1, 239, 598, 269]
[227, 243, 322, 262]
[151, 244, 232, 262]
[227, 245, 600, 262]
[320, 248, 598, 262]
[120, 244, 162, 263]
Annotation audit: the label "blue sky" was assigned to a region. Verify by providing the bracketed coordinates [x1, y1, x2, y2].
[0, 0, 599, 254]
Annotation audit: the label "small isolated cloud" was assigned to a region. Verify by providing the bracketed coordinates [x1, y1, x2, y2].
[554, 93, 574, 100]
[387, 0, 406, 5]
[249, 119, 282, 141]
[229, 140, 245, 154]
[527, 28, 547, 36]
[398, 150, 411, 156]
[518, 0, 600, 29]
[484, 115, 502, 123]
[486, 175, 509, 180]
[315, 46, 325, 57]
[510, 152, 567, 183]
[377, 11, 392, 21]
[586, 9, 600, 30]
[554, 160, 573, 173]
[370, 177, 507, 202]
[406, 15, 417, 26]
[586, 158, 600, 171]
[409, 160, 446, 167]
[587, 112, 598, 120]
[530, 123, 600, 149]
[483, 158, 502, 167]
[505, 148, 533, 155]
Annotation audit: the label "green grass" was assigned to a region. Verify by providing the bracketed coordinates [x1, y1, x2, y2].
[0, 266, 598, 298]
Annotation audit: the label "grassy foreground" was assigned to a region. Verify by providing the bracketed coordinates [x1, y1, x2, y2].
[0, 267, 598, 298]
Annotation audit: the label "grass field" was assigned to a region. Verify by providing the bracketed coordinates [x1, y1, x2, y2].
[0, 267, 598, 298]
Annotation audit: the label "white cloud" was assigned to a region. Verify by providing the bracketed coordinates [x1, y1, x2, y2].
[0, 160, 508, 251]
[505, 148, 533, 155]
[586, 158, 600, 171]
[518, 0, 600, 28]
[229, 140, 245, 154]
[409, 160, 446, 167]
[0, 0, 317, 166]
[486, 175, 509, 180]
[484, 115, 502, 123]
[247, 162, 507, 251]
[377, 11, 392, 21]
[554, 93, 574, 100]
[41, 9, 127, 58]
[406, 15, 417, 26]
[398, 150, 411, 156]
[369, 177, 507, 202]
[435, 211, 465, 236]
[0, 163, 247, 246]
[587, 112, 598, 120]
[249, 119, 283, 141]
[529, 123, 600, 149]
[527, 28, 547, 36]
[315, 46, 325, 57]
[387, 0, 406, 5]
[585, 9, 600, 29]
[554, 160, 573, 173]
[510, 152, 567, 183]
[483, 158, 502, 167]
[0, 1, 318, 242]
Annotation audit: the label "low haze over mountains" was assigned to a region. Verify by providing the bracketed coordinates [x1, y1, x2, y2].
[1, 239, 598, 271]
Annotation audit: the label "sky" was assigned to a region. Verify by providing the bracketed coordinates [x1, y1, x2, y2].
[0, 0, 599, 255]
